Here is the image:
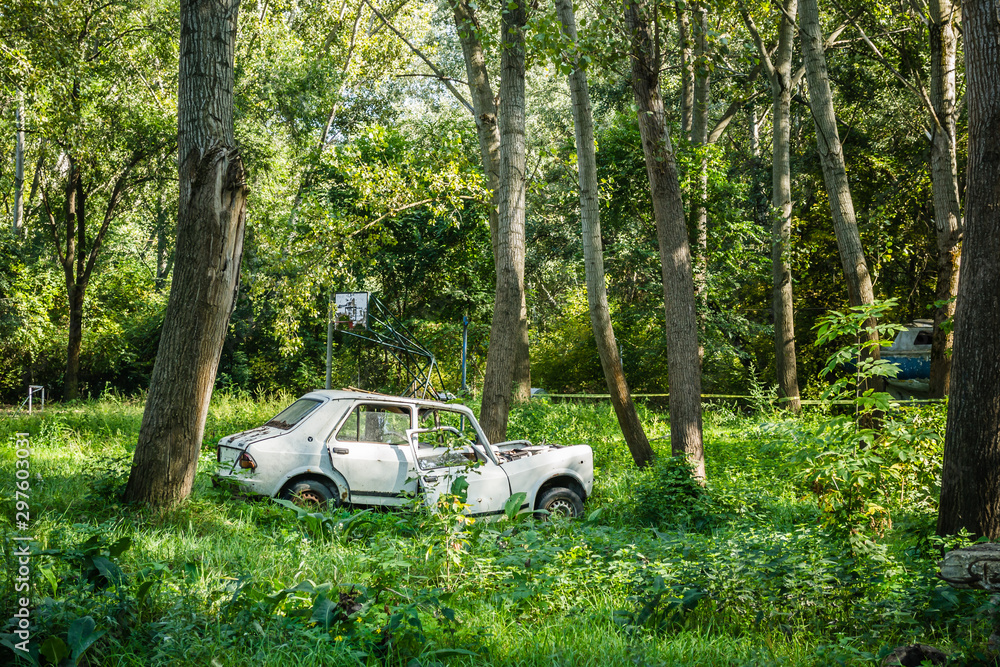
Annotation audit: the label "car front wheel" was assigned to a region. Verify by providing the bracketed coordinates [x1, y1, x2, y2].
[282, 479, 340, 509]
[537, 487, 583, 518]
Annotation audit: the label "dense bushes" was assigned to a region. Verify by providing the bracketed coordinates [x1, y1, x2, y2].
[1, 396, 984, 666]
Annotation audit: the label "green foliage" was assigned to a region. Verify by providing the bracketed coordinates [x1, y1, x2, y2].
[814, 299, 905, 405]
[629, 455, 712, 529]
[769, 302, 945, 550]
[2, 395, 978, 666]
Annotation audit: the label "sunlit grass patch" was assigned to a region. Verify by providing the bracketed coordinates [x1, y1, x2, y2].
[0, 393, 968, 666]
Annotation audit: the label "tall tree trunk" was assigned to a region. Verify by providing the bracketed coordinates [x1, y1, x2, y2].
[125, 0, 247, 506]
[799, 0, 879, 347]
[65, 283, 85, 399]
[154, 194, 172, 291]
[771, 0, 802, 412]
[451, 0, 530, 406]
[513, 293, 531, 402]
[742, 0, 803, 412]
[451, 0, 500, 251]
[61, 162, 84, 400]
[14, 96, 25, 235]
[691, 3, 710, 314]
[477, 0, 529, 443]
[626, 0, 704, 477]
[927, 0, 962, 398]
[555, 0, 654, 467]
[57, 163, 86, 401]
[676, 1, 694, 137]
[937, 0, 1000, 539]
[45, 142, 141, 400]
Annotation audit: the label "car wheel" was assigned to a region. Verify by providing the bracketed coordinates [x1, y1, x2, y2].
[537, 487, 583, 518]
[283, 479, 339, 509]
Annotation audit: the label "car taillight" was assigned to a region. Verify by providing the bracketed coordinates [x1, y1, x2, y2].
[238, 452, 257, 471]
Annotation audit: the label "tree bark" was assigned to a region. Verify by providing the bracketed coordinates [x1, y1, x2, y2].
[154, 194, 172, 291]
[65, 284, 85, 399]
[555, 0, 654, 467]
[676, 1, 694, 137]
[125, 0, 247, 506]
[691, 2, 710, 314]
[475, 0, 529, 443]
[14, 96, 25, 235]
[742, 0, 802, 412]
[799, 0, 879, 348]
[61, 162, 84, 400]
[626, 0, 704, 477]
[43, 140, 144, 400]
[451, 0, 500, 251]
[450, 0, 531, 407]
[937, 0, 1000, 539]
[927, 0, 962, 398]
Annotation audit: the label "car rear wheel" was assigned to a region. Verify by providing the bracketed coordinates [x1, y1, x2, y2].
[537, 487, 583, 518]
[283, 479, 340, 509]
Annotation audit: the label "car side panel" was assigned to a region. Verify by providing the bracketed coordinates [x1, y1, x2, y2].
[328, 442, 418, 505]
[500, 444, 594, 507]
[219, 398, 353, 498]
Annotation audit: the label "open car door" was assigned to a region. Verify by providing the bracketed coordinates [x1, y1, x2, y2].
[407, 426, 511, 518]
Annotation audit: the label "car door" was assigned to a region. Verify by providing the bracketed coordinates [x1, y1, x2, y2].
[328, 402, 417, 505]
[407, 425, 510, 518]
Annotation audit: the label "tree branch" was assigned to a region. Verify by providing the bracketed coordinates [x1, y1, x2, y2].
[41, 191, 68, 269]
[739, 5, 775, 83]
[363, 0, 475, 115]
[827, 0, 938, 127]
[709, 90, 766, 144]
[396, 72, 469, 86]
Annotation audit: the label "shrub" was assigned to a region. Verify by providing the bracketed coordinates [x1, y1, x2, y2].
[630, 455, 712, 528]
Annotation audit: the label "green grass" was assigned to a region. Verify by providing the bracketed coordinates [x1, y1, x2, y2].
[0, 394, 992, 666]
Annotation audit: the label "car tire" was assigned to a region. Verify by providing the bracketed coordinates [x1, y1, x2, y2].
[282, 479, 340, 509]
[537, 487, 584, 518]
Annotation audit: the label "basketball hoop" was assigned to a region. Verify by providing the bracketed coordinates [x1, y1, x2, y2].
[333, 292, 369, 330]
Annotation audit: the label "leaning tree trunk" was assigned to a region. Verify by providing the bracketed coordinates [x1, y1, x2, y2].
[936, 0, 1000, 540]
[555, 0, 654, 467]
[627, 0, 705, 477]
[927, 0, 963, 398]
[451, 0, 500, 251]
[743, 0, 802, 411]
[478, 0, 529, 443]
[799, 0, 878, 347]
[125, 0, 247, 506]
[770, 0, 802, 412]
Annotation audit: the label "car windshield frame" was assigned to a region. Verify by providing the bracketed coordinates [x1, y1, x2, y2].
[264, 398, 323, 430]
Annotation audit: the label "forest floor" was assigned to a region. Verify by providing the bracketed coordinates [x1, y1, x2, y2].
[0, 393, 993, 666]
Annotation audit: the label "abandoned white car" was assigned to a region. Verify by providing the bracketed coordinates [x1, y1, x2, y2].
[215, 390, 594, 518]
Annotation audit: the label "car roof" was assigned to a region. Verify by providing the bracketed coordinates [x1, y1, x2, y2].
[300, 389, 464, 411]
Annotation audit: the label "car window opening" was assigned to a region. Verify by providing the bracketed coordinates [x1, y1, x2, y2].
[265, 398, 322, 430]
[337, 404, 411, 445]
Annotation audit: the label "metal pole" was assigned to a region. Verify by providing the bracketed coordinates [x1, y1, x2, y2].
[326, 297, 333, 390]
[461, 316, 469, 392]
[28, 387, 32, 414]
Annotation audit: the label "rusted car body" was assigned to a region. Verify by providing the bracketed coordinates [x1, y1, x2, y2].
[215, 390, 594, 518]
